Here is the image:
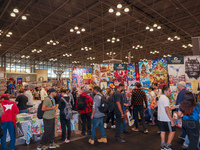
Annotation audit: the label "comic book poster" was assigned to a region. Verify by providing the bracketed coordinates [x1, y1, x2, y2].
[100, 64, 114, 72]
[168, 64, 185, 86]
[152, 58, 168, 88]
[186, 82, 192, 92]
[100, 82, 107, 91]
[184, 56, 200, 81]
[100, 72, 108, 82]
[139, 61, 152, 88]
[114, 70, 127, 87]
[107, 72, 114, 82]
[93, 64, 100, 86]
[127, 63, 136, 86]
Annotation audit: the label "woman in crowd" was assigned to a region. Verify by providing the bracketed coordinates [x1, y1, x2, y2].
[104, 89, 115, 129]
[178, 91, 200, 150]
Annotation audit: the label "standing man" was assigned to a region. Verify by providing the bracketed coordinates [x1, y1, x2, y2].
[89, 86, 107, 145]
[76, 86, 93, 136]
[153, 83, 162, 99]
[113, 83, 125, 143]
[1, 96, 19, 150]
[176, 81, 187, 140]
[37, 88, 59, 150]
[40, 86, 48, 100]
[72, 87, 77, 110]
[158, 86, 175, 150]
[131, 83, 148, 134]
[66, 89, 74, 109]
[15, 90, 28, 113]
[24, 88, 34, 108]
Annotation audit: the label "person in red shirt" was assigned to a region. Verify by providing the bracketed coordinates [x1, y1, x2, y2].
[1, 96, 19, 150]
[76, 86, 93, 136]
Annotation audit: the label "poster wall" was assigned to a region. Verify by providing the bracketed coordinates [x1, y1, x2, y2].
[93, 64, 100, 86]
[100, 64, 114, 88]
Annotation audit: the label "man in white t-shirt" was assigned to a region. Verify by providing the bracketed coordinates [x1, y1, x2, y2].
[158, 86, 175, 150]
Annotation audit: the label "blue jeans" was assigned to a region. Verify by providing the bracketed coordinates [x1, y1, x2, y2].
[120, 118, 127, 131]
[183, 135, 199, 148]
[90, 117, 106, 140]
[19, 109, 27, 113]
[1, 121, 15, 150]
[27, 105, 33, 108]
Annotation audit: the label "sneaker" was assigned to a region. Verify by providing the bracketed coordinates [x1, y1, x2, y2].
[88, 139, 94, 145]
[161, 146, 165, 150]
[65, 139, 70, 143]
[37, 145, 48, 150]
[58, 139, 65, 143]
[149, 122, 155, 126]
[104, 123, 107, 129]
[116, 138, 126, 143]
[81, 132, 86, 136]
[165, 146, 173, 150]
[182, 145, 188, 149]
[123, 130, 129, 133]
[111, 125, 116, 128]
[132, 127, 139, 132]
[49, 143, 60, 149]
[144, 129, 148, 134]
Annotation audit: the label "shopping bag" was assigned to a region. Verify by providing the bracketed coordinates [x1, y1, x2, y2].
[15, 122, 24, 138]
[127, 111, 134, 126]
[173, 112, 182, 128]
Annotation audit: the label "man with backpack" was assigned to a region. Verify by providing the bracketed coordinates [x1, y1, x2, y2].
[113, 83, 126, 143]
[89, 86, 107, 145]
[37, 88, 59, 150]
[58, 89, 72, 143]
[76, 86, 93, 136]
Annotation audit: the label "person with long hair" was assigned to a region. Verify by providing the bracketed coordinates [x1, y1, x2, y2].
[104, 88, 115, 129]
[178, 91, 200, 150]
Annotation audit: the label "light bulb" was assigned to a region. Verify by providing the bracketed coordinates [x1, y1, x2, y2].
[124, 8, 129, 12]
[168, 37, 171, 40]
[137, 45, 140, 47]
[10, 12, 16, 17]
[140, 46, 143, 48]
[150, 28, 154, 32]
[177, 37, 180, 40]
[81, 48, 84, 50]
[107, 39, 111, 42]
[69, 54, 72, 56]
[170, 39, 174, 41]
[70, 29, 74, 32]
[116, 38, 120, 41]
[56, 41, 59, 44]
[13, 8, 19, 13]
[76, 31, 81, 34]
[174, 36, 178, 38]
[150, 51, 153, 53]
[153, 24, 157, 27]
[74, 26, 78, 30]
[112, 37, 115, 40]
[53, 43, 56, 45]
[21, 16, 27, 20]
[117, 4, 122, 9]
[47, 42, 50, 44]
[8, 32, 12, 35]
[146, 26, 150, 30]
[135, 47, 138, 49]
[132, 46, 135, 48]
[81, 28, 85, 32]
[111, 40, 115, 43]
[6, 34, 10, 37]
[116, 12, 121, 16]
[109, 8, 114, 13]
[89, 48, 92, 50]
[157, 26, 161, 29]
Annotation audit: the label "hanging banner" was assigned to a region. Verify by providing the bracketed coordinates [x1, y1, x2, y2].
[167, 56, 184, 64]
[93, 64, 100, 86]
[114, 70, 127, 87]
[114, 64, 127, 70]
[184, 56, 200, 81]
[139, 60, 152, 88]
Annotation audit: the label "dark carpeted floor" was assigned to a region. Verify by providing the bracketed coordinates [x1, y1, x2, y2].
[11, 123, 185, 150]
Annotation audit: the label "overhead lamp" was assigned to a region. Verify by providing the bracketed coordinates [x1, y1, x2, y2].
[0, 44, 2, 47]
[170, 39, 174, 41]
[146, 26, 150, 30]
[150, 28, 154, 32]
[69, 54, 72, 56]
[137, 45, 140, 47]
[70, 29, 74, 32]
[6, 34, 10, 37]
[10, 12, 16, 17]
[125, 56, 128, 58]
[188, 44, 192, 47]
[135, 47, 138, 49]
[81, 28, 85, 32]
[132, 46, 135, 48]
[116, 38, 120, 41]
[21, 15, 27, 20]
[111, 40, 115, 43]
[8, 32, 12, 35]
[76, 31, 81, 34]
[168, 37, 171, 40]
[85, 47, 87, 49]
[116, 12, 121, 16]
[109, 8, 114, 13]
[39, 50, 42, 52]
[56, 41, 59, 44]
[174, 36, 178, 39]
[140, 46, 143, 48]
[89, 47, 92, 50]
[113, 52, 116, 55]
[150, 51, 153, 53]
[157, 26, 161, 29]
[74, 26, 78, 30]
[47, 42, 50, 44]
[117, 4, 122, 8]
[81, 48, 84, 50]
[107, 53, 109, 55]
[124, 8, 129, 12]
[112, 37, 115, 40]
[107, 39, 111, 42]
[177, 37, 180, 40]
[153, 24, 157, 27]
[53, 43, 56, 45]
[13, 8, 19, 13]
[26, 56, 30, 58]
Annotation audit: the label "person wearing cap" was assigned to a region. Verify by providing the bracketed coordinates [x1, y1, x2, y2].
[176, 81, 187, 140]
[37, 88, 59, 150]
[76, 86, 93, 136]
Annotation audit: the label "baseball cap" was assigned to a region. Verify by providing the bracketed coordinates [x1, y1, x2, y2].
[49, 88, 57, 93]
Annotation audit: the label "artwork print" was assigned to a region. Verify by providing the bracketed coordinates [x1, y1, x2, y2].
[127, 63, 136, 82]
[93, 64, 100, 86]
[139, 61, 152, 88]
[114, 70, 127, 86]
[184, 56, 200, 81]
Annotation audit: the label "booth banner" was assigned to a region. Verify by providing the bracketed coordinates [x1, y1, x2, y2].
[83, 67, 92, 73]
[152, 58, 168, 87]
[127, 63, 136, 83]
[17, 78, 22, 84]
[114, 64, 127, 70]
[100, 64, 114, 72]
[31, 119, 44, 134]
[139, 60, 152, 88]
[93, 64, 100, 86]
[168, 64, 185, 86]
[167, 56, 184, 64]
[114, 70, 127, 86]
[83, 73, 92, 79]
[184, 56, 200, 81]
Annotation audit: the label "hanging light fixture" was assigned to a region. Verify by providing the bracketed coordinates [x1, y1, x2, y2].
[10, 12, 16, 17]
[70, 29, 74, 32]
[157, 26, 161, 29]
[13, 8, 19, 13]
[150, 28, 154, 32]
[21, 15, 27, 20]
[116, 12, 121, 16]
[108, 8, 114, 13]
[81, 28, 85, 32]
[146, 26, 150, 30]
[74, 26, 78, 30]
[117, 4, 122, 9]
[124, 8, 129, 12]
[153, 24, 158, 27]
[76, 31, 81, 34]
[107, 39, 111, 42]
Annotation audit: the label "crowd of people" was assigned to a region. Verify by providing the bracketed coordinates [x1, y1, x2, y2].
[0, 81, 200, 150]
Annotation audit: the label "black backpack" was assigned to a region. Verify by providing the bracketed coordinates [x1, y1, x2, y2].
[108, 95, 115, 112]
[77, 96, 87, 110]
[37, 101, 44, 119]
[98, 94, 109, 113]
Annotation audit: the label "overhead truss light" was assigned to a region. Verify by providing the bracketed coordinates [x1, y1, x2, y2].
[0, 30, 3, 35]
[117, 4, 122, 9]
[108, 4, 130, 16]
[21, 55, 30, 58]
[6, 31, 13, 37]
[49, 58, 57, 61]
[168, 35, 180, 41]
[146, 23, 161, 31]
[10, 12, 16, 17]
[106, 52, 116, 56]
[63, 53, 72, 57]
[182, 44, 193, 48]
[125, 56, 133, 58]
[21, 15, 27, 20]
[81, 47, 92, 51]
[70, 26, 85, 34]
[31, 49, 42, 53]
[132, 45, 143, 49]
[90, 63, 97, 66]
[150, 50, 159, 54]
[163, 54, 171, 57]
[107, 37, 120, 43]
[87, 57, 95, 60]
[13, 8, 19, 13]
[47, 40, 59, 45]
[140, 58, 148, 61]
[72, 61, 80, 64]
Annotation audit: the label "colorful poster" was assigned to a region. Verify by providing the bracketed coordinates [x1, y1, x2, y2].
[107, 72, 114, 82]
[184, 56, 200, 81]
[152, 58, 168, 87]
[83, 73, 92, 79]
[93, 64, 100, 86]
[100, 64, 114, 72]
[127, 63, 136, 82]
[186, 82, 192, 92]
[17, 78, 22, 84]
[100, 72, 108, 82]
[114, 70, 127, 86]
[139, 60, 152, 88]
[168, 64, 185, 86]
[31, 119, 44, 134]
[100, 82, 107, 91]
[167, 56, 184, 64]
[114, 64, 127, 70]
